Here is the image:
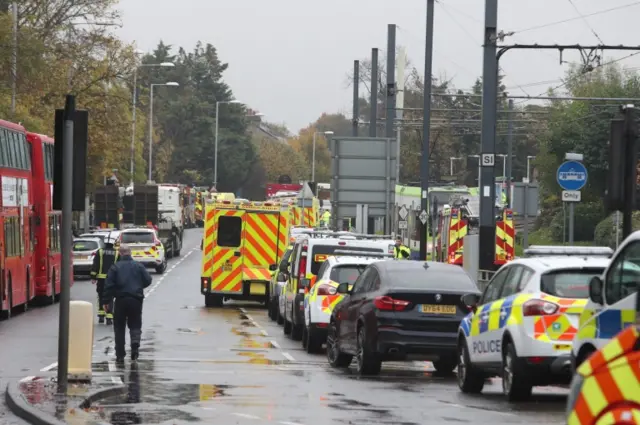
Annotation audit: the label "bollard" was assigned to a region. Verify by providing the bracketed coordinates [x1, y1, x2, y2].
[68, 300, 94, 381]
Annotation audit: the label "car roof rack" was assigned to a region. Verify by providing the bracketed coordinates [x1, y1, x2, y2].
[332, 250, 393, 258]
[523, 245, 614, 258]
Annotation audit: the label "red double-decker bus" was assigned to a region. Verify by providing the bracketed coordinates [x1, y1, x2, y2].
[0, 120, 35, 319]
[26, 132, 62, 304]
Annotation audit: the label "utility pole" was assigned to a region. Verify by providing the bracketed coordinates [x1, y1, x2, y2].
[506, 98, 514, 207]
[385, 24, 396, 139]
[352, 60, 359, 137]
[396, 47, 406, 189]
[10, 2, 17, 115]
[420, 0, 435, 261]
[479, 0, 498, 271]
[622, 106, 638, 238]
[369, 48, 378, 137]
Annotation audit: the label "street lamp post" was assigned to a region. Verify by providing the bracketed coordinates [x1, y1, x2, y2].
[526, 155, 536, 182]
[148, 82, 179, 182]
[497, 154, 507, 181]
[213, 100, 243, 188]
[130, 61, 174, 184]
[449, 156, 462, 176]
[312, 130, 334, 181]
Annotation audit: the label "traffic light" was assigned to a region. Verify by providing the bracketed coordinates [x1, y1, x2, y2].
[605, 119, 626, 211]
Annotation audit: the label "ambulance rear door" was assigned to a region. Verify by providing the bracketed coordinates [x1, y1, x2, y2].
[211, 208, 245, 294]
[242, 211, 280, 295]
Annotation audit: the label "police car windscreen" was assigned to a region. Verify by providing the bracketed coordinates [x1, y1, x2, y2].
[121, 232, 154, 244]
[73, 240, 99, 252]
[330, 265, 367, 285]
[389, 269, 477, 291]
[310, 245, 382, 275]
[540, 268, 604, 299]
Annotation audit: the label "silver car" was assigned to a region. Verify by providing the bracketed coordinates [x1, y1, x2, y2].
[73, 237, 103, 278]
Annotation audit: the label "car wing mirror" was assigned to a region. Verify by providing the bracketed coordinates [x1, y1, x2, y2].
[337, 282, 350, 294]
[461, 293, 480, 313]
[589, 276, 604, 305]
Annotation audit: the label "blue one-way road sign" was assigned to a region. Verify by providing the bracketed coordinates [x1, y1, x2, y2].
[557, 160, 588, 191]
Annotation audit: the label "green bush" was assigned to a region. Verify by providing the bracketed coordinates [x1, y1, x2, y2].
[548, 201, 604, 243]
[593, 212, 640, 248]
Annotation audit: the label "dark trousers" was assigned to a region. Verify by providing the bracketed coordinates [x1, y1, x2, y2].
[113, 296, 143, 358]
[96, 279, 113, 319]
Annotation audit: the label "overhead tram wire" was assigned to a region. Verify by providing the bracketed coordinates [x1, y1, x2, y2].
[510, 1, 640, 35]
[566, 0, 605, 44]
[436, 0, 532, 96]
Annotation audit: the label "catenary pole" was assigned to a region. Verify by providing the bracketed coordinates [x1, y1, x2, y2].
[419, 0, 435, 261]
[352, 60, 359, 137]
[369, 48, 378, 137]
[479, 0, 498, 271]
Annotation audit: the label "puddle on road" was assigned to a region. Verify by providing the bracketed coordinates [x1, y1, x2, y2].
[176, 327, 203, 335]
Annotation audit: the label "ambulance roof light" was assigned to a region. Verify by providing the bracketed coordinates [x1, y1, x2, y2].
[332, 250, 393, 257]
[523, 245, 614, 258]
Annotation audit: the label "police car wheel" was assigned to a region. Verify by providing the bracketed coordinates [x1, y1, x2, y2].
[502, 343, 532, 401]
[457, 340, 484, 393]
[355, 325, 381, 376]
[305, 326, 323, 354]
[327, 322, 352, 368]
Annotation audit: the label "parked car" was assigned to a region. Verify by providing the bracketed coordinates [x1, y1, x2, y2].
[327, 260, 480, 376]
[72, 237, 104, 278]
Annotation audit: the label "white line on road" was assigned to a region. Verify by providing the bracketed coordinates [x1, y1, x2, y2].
[270, 340, 280, 349]
[260, 329, 269, 336]
[281, 352, 295, 362]
[19, 376, 35, 383]
[40, 362, 57, 372]
[107, 361, 123, 384]
[232, 413, 262, 420]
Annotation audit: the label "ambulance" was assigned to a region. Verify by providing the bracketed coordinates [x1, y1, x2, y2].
[200, 200, 291, 307]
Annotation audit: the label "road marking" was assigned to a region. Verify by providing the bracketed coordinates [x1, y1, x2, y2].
[40, 362, 57, 372]
[281, 352, 295, 362]
[144, 248, 197, 298]
[107, 361, 123, 384]
[280, 422, 305, 425]
[270, 340, 280, 349]
[232, 413, 262, 420]
[19, 376, 35, 383]
[260, 329, 268, 336]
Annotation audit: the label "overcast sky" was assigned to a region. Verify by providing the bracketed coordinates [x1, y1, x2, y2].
[117, 0, 640, 133]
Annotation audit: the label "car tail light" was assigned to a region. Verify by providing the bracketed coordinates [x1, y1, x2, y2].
[374, 296, 410, 311]
[298, 255, 307, 280]
[523, 299, 559, 316]
[316, 284, 337, 296]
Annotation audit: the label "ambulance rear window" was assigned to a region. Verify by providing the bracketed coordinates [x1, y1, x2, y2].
[121, 232, 154, 244]
[310, 245, 383, 275]
[540, 268, 605, 299]
[217, 216, 242, 247]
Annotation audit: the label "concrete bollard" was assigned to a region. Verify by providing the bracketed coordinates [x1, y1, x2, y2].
[68, 300, 94, 381]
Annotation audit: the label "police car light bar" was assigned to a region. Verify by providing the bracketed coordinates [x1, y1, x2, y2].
[332, 250, 393, 257]
[523, 245, 614, 258]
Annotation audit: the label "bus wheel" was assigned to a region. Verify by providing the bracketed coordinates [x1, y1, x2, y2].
[24, 271, 30, 313]
[1, 277, 12, 320]
[50, 270, 57, 305]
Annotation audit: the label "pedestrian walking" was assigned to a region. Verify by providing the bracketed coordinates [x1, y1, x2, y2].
[102, 243, 152, 363]
[90, 233, 119, 325]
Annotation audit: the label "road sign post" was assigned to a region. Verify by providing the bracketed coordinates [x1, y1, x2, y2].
[557, 157, 587, 244]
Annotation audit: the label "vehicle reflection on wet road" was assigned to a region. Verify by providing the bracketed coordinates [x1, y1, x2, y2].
[90, 230, 568, 425]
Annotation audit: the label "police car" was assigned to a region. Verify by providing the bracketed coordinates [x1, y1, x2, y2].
[571, 232, 640, 372]
[457, 246, 613, 401]
[119, 227, 167, 273]
[303, 252, 390, 353]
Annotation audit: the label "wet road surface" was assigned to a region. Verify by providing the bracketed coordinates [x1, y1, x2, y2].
[91, 229, 568, 425]
[0, 229, 201, 424]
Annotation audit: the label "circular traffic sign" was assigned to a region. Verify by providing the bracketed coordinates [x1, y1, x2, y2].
[556, 160, 587, 191]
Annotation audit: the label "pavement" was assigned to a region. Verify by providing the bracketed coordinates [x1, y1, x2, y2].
[3, 229, 568, 424]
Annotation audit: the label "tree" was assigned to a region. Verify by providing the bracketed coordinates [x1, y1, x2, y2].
[253, 136, 307, 183]
[535, 64, 640, 242]
[142, 41, 256, 192]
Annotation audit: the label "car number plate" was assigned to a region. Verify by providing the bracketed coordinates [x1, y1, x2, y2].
[421, 304, 456, 314]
